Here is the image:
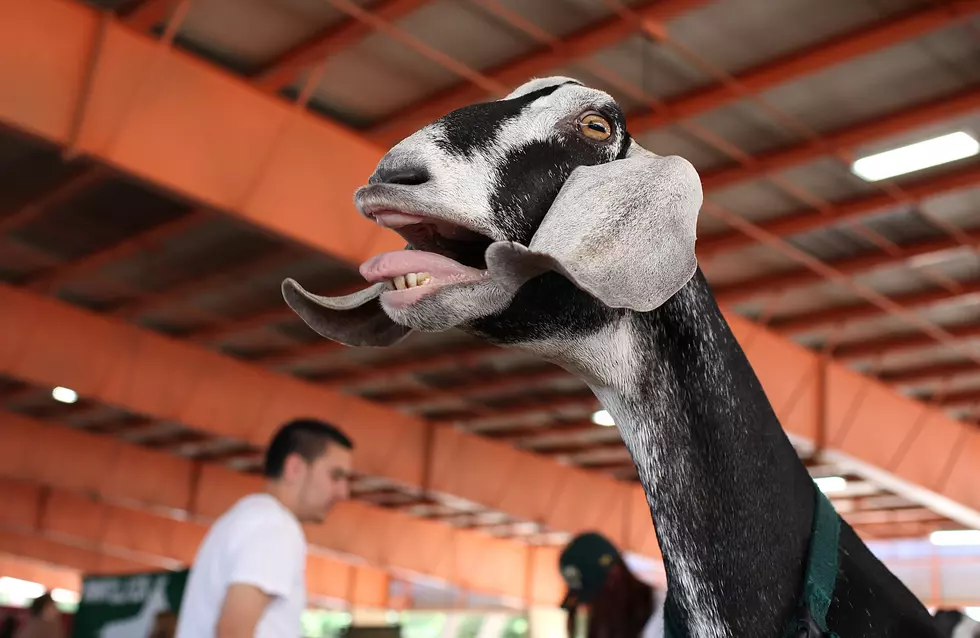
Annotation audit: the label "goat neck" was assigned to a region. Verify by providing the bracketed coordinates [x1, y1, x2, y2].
[528, 269, 943, 637]
[541, 269, 812, 636]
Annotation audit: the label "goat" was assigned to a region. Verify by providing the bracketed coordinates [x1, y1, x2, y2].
[283, 77, 941, 637]
[934, 610, 979, 638]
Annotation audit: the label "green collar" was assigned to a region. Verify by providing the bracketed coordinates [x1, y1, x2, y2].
[663, 484, 841, 637]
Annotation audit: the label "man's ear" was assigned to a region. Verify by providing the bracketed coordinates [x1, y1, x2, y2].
[280, 453, 307, 482]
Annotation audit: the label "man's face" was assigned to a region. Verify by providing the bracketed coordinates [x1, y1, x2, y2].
[294, 444, 353, 523]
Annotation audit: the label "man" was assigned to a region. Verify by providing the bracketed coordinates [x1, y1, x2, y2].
[559, 532, 665, 638]
[175, 418, 353, 638]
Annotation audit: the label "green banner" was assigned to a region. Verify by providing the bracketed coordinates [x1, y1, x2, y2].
[71, 568, 190, 638]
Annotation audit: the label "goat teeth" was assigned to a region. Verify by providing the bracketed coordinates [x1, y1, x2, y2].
[391, 273, 432, 290]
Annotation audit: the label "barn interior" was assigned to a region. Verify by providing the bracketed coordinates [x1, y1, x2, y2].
[0, 0, 979, 635]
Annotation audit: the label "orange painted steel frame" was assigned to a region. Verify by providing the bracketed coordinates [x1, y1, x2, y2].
[0, 0, 979, 604]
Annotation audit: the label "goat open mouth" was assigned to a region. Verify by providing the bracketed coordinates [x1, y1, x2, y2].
[360, 211, 494, 308]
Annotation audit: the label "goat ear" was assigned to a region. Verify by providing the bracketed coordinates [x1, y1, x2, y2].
[281, 278, 412, 347]
[485, 141, 702, 312]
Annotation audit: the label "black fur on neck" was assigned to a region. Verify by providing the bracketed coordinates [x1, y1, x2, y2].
[469, 269, 940, 636]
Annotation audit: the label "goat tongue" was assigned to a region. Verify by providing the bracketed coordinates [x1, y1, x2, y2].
[360, 250, 486, 283]
[281, 278, 412, 347]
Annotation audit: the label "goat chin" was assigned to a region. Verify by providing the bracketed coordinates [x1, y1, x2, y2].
[379, 278, 513, 334]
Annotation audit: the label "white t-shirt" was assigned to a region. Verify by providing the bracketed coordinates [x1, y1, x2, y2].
[175, 493, 308, 638]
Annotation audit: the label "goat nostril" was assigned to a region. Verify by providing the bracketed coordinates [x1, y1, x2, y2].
[373, 166, 430, 187]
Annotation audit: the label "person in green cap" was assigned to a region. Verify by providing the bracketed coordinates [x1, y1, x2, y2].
[559, 531, 664, 638]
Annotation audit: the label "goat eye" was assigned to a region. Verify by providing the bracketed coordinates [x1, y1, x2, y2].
[578, 114, 612, 140]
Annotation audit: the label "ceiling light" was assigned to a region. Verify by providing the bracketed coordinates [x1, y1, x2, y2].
[51, 386, 78, 404]
[814, 476, 848, 494]
[591, 409, 615, 427]
[851, 131, 979, 181]
[0, 577, 46, 601]
[929, 529, 980, 546]
[51, 588, 80, 604]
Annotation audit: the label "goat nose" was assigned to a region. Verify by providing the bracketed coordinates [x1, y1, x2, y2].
[370, 165, 430, 186]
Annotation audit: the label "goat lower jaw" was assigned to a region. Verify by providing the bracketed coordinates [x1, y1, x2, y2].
[380, 273, 484, 308]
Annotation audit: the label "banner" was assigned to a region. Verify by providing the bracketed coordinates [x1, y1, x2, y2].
[71, 568, 189, 638]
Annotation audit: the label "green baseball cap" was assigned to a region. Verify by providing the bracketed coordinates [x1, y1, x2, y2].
[558, 531, 621, 610]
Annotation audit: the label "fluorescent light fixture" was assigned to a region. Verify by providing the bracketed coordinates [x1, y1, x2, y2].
[929, 529, 980, 546]
[51, 588, 80, 604]
[0, 577, 46, 601]
[51, 386, 78, 404]
[591, 409, 615, 427]
[814, 476, 848, 494]
[851, 131, 979, 181]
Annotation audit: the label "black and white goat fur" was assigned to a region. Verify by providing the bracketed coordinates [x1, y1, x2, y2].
[283, 77, 941, 637]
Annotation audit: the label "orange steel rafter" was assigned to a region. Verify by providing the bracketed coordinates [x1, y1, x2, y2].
[0, 554, 82, 592]
[6, 0, 976, 286]
[365, 0, 713, 145]
[4, 0, 980, 553]
[24, 210, 213, 295]
[0, 529, 152, 578]
[0, 411, 565, 603]
[0, 0, 402, 266]
[0, 284, 663, 565]
[2, 278, 980, 534]
[714, 231, 980, 306]
[769, 279, 980, 336]
[880, 362, 980, 387]
[371, 1, 980, 146]
[254, 0, 432, 93]
[625, 1, 980, 133]
[699, 164, 980, 256]
[0, 480, 391, 606]
[700, 87, 980, 193]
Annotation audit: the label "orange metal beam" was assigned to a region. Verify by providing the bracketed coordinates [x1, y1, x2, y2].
[0, 411, 564, 604]
[879, 361, 978, 386]
[4, 275, 980, 540]
[2, 0, 977, 561]
[723, 318, 980, 529]
[700, 87, 980, 193]
[0, 477, 391, 606]
[365, 0, 712, 146]
[834, 323, 980, 361]
[714, 231, 980, 306]
[0, 284, 661, 576]
[0, 529, 151, 578]
[0, 0, 402, 266]
[626, 1, 980, 134]
[0, 553, 82, 593]
[254, 0, 432, 92]
[371, 1, 979, 146]
[770, 279, 980, 336]
[700, 163, 980, 256]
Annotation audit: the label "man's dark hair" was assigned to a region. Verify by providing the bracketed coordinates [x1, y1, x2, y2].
[264, 417, 353, 479]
